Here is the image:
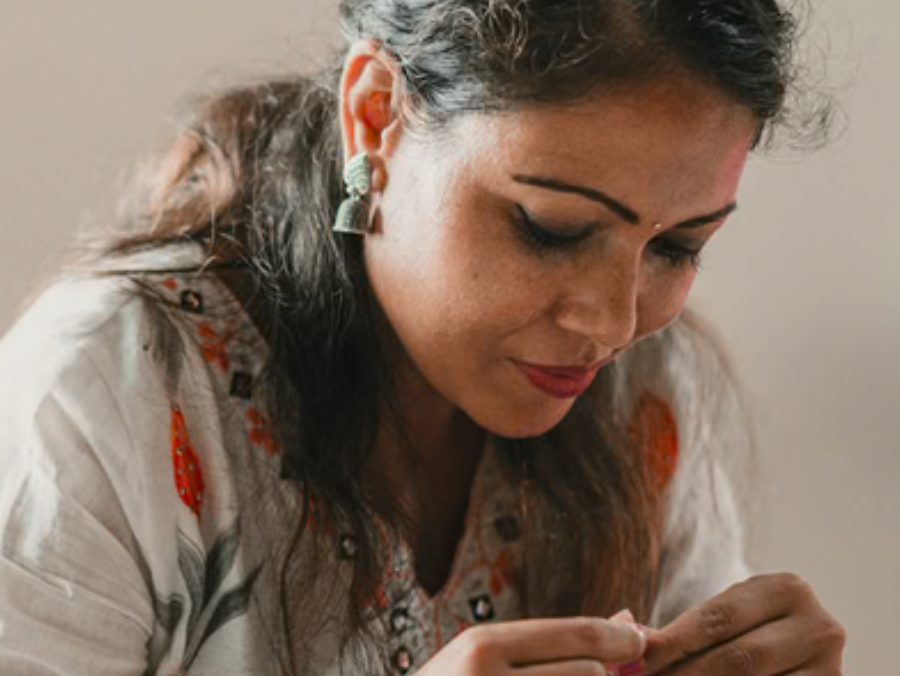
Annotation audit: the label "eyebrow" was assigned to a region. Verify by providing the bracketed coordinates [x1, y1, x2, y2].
[512, 174, 738, 229]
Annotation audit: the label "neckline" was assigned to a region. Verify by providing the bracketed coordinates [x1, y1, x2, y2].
[406, 436, 496, 605]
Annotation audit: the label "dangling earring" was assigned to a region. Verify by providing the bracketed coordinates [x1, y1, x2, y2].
[333, 153, 372, 235]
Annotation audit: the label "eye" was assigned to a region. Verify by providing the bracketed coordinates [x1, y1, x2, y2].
[649, 237, 705, 270]
[512, 205, 591, 253]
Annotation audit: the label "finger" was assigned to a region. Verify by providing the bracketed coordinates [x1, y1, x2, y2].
[517, 659, 609, 676]
[610, 608, 636, 624]
[643, 574, 799, 670]
[480, 617, 646, 667]
[654, 618, 810, 676]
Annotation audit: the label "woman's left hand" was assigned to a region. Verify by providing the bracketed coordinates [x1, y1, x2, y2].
[638, 573, 846, 675]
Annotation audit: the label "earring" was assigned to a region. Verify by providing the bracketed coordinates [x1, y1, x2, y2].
[333, 153, 372, 235]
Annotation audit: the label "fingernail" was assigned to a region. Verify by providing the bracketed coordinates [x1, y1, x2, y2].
[633, 625, 648, 652]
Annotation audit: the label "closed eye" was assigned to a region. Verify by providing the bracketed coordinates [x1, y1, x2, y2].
[649, 238, 704, 270]
[512, 205, 593, 252]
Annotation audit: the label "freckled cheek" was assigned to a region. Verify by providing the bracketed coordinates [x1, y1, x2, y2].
[436, 266, 550, 370]
[637, 275, 695, 337]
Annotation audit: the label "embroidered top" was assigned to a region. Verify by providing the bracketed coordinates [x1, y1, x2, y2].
[0, 248, 749, 675]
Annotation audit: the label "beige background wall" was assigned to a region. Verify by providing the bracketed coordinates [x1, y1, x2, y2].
[0, 0, 896, 672]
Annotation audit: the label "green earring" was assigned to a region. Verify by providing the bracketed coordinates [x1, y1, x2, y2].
[333, 153, 372, 235]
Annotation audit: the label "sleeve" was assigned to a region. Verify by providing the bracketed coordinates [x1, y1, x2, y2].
[0, 351, 154, 675]
[648, 454, 751, 628]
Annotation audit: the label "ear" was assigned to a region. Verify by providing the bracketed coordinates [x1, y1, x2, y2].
[339, 40, 404, 166]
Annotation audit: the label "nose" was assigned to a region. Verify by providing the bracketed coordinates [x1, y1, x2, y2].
[552, 257, 640, 351]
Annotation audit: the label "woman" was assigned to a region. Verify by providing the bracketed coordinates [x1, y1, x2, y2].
[0, 0, 845, 674]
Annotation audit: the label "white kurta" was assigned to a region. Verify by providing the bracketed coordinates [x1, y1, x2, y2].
[0, 249, 749, 675]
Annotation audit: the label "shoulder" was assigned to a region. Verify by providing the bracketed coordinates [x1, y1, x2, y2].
[0, 247, 277, 528]
[617, 308, 752, 473]
[0, 273, 150, 446]
[4, 242, 265, 399]
[0, 251, 294, 673]
[0, 266, 220, 425]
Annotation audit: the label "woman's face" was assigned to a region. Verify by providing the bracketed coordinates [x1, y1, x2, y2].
[365, 73, 758, 438]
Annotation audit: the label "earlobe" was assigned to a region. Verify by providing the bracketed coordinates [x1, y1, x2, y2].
[339, 40, 404, 162]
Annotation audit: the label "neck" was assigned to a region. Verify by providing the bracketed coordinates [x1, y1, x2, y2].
[370, 361, 486, 527]
[371, 376, 486, 596]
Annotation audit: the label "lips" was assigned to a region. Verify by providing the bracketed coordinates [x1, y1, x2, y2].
[515, 358, 612, 399]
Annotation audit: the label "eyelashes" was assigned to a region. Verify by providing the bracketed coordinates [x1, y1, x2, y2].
[512, 204, 704, 270]
[512, 205, 591, 251]
[649, 239, 704, 270]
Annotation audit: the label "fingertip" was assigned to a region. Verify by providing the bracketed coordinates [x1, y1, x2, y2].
[610, 608, 636, 624]
[634, 624, 648, 654]
[616, 622, 647, 660]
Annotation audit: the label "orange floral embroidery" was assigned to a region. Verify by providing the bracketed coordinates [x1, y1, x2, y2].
[171, 405, 207, 517]
[362, 584, 390, 612]
[197, 321, 230, 371]
[630, 393, 679, 490]
[246, 407, 276, 455]
[302, 489, 336, 536]
[489, 550, 515, 596]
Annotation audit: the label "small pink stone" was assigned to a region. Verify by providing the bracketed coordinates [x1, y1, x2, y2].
[618, 661, 646, 676]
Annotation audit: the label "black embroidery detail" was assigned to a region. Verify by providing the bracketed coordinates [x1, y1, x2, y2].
[469, 594, 495, 622]
[493, 515, 521, 542]
[338, 534, 359, 560]
[392, 647, 413, 674]
[180, 290, 205, 314]
[390, 607, 411, 634]
[229, 372, 254, 400]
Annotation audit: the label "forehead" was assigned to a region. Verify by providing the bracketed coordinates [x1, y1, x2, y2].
[443, 73, 758, 215]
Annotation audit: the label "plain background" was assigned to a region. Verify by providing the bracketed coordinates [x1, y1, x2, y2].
[0, 0, 896, 672]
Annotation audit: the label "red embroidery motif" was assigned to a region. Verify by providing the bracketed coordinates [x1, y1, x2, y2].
[197, 321, 230, 371]
[630, 393, 679, 489]
[364, 585, 390, 612]
[302, 489, 336, 536]
[246, 407, 276, 455]
[489, 550, 515, 596]
[162, 277, 178, 291]
[171, 405, 207, 517]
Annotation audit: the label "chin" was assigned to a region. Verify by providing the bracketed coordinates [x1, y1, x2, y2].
[473, 399, 575, 440]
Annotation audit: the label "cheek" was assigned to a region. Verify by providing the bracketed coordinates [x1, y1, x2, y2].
[636, 270, 696, 337]
[366, 196, 513, 368]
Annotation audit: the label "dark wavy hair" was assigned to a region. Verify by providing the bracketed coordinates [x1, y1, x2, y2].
[99, 0, 830, 672]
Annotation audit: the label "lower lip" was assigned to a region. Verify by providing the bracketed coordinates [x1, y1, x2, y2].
[515, 362, 602, 399]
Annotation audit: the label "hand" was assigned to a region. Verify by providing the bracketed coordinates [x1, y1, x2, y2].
[640, 573, 846, 675]
[416, 616, 647, 676]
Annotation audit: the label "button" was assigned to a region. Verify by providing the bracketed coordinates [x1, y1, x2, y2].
[390, 608, 410, 634]
[338, 534, 359, 560]
[469, 594, 495, 622]
[392, 647, 412, 674]
[180, 290, 205, 314]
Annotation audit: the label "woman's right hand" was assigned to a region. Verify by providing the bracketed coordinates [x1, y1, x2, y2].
[415, 616, 647, 675]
